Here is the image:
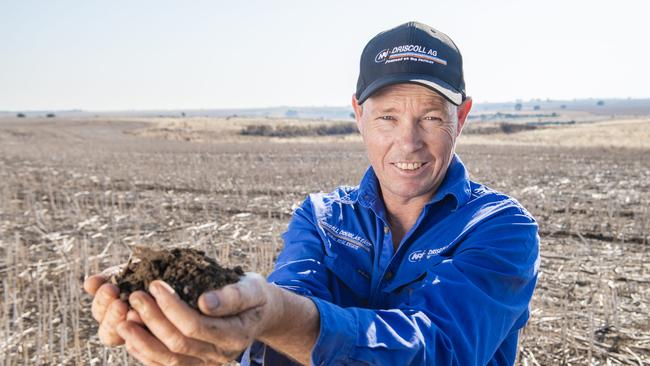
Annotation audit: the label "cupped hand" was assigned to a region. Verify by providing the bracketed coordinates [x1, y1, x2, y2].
[83, 266, 143, 346]
[115, 272, 284, 366]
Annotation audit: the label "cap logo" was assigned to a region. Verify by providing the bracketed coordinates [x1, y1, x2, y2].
[374, 44, 447, 66]
[374, 49, 390, 63]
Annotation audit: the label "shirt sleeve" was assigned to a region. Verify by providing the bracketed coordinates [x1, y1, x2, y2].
[307, 208, 540, 366]
[239, 196, 333, 366]
[267, 195, 333, 301]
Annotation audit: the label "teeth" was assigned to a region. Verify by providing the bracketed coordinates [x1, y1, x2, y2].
[395, 162, 423, 170]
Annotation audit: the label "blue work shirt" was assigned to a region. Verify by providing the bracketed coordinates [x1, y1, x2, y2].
[239, 153, 540, 365]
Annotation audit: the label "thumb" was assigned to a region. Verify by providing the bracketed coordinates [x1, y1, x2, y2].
[198, 272, 266, 317]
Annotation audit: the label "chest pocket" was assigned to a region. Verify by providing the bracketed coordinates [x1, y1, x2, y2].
[323, 254, 371, 307]
[380, 255, 449, 307]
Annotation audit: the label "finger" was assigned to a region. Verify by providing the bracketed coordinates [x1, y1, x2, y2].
[198, 273, 266, 317]
[83, 266, 123, 295]
[91, 283, 120, 323]
[117, 321, 204, 366]
[83, 274, 108, 296]
[130, 291, 225, 363]
[147, 281, 209, 339]
[98, 299, 127, 346]
[124, 343, 165, 366]
[127, 309, 144, 324]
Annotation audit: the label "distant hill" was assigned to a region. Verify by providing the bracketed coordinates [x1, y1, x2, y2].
[472, 98, 650, 116]
[2, 98, 649, 120]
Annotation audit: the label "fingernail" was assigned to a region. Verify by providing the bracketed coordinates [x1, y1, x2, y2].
[149, 281, 175, 298]
[203, 292, 220, 309]
[148, 282, 160, 297]
[129, 294, 141, 308]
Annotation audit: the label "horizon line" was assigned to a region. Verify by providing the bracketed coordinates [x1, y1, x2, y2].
[2, 96, 650, 114]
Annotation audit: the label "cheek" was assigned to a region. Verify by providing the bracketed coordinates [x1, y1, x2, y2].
[424, 127, 456, 150]
[365, 141, 386, 163]
[363, 129, 392, 152]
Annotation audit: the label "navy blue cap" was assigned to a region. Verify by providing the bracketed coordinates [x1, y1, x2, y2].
[356, 21, 466, 105]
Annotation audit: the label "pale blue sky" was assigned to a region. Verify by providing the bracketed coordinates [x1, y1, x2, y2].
[1, 0, 648, 110]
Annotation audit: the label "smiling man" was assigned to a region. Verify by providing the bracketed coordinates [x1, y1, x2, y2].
[84, 21, 539, 366]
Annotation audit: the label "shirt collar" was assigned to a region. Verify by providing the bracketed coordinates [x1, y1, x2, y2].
[357, 153, 472, 215]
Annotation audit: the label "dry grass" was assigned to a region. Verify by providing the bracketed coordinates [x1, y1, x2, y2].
[459, 118, 650, 149]
[124, 116, 360, 144]
[0, 116, 648, 365]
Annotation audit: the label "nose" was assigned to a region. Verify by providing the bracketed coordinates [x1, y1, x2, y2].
[396, 120, 424, 154]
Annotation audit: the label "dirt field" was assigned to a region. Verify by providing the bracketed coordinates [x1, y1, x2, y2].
[0, 116, 648, 365]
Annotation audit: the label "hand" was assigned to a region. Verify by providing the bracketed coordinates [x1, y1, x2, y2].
[116, 272, 285, 366]
[83, 266, 143, 346]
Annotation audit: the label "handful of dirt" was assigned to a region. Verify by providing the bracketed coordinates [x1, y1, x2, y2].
[111, 246, 244, 310]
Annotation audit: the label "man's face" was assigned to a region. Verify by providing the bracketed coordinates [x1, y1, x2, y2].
[352, 83, 471, 205]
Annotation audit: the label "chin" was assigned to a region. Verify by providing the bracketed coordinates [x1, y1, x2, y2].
[392, 184, 431, 199]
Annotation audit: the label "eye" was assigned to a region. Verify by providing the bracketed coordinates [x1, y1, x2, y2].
[379, 115, 395, 121]
[424, 116, 443, 122]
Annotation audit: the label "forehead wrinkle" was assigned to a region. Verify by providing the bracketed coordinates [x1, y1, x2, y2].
[374, 90, 446, 107]
[372, 99, 448, 115]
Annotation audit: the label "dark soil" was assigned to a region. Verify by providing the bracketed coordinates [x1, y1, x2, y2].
[111, 247, 244, 310]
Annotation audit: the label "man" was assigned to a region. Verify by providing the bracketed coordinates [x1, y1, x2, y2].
[84, 21, 539, 365]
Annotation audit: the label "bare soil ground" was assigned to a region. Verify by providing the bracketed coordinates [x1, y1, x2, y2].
[0, 116, 648, 365]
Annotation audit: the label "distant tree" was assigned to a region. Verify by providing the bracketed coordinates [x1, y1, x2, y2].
[241, 123, 357, 137]
[46, 113, 56, 118]
[349, 112, 355, 119]
[533, 105, 540, 111]
[181, 112, 186, 117]
[560, 104, 566, 109]
[285, 109, 298, 118]
[597, 100, 605, 106]
[514, 103, 522, 111]
[16, 113, 26, 118]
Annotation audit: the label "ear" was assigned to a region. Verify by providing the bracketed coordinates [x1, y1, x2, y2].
[456, 96, 473, 137]
[351, 93, 364, 134]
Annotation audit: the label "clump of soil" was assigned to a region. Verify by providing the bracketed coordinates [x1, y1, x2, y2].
[111, 246, 244, 310]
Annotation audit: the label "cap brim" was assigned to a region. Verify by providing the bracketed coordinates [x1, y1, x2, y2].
[357, 73, 464, 106]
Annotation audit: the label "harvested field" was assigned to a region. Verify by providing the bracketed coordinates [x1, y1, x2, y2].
[0, 116, 648, 365]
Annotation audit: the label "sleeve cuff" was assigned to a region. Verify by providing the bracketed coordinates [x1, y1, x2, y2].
[238, 340, 264, 366]
[305, 295, 357, 366]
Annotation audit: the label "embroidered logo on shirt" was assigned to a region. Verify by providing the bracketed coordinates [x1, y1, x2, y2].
[319, 220, 372, 252]
[408, 244, 452, 262]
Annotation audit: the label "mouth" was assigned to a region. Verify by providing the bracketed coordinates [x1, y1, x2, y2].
[392, 161, 428, 172]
